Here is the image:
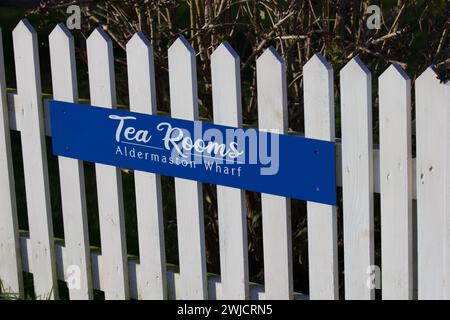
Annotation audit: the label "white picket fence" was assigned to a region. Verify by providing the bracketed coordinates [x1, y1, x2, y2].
[0, 19, 449, 300]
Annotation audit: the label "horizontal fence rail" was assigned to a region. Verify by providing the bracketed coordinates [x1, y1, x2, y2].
[0, 19, 449, 300]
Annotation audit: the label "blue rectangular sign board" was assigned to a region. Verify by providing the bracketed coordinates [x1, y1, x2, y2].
[49, 100, 336, 205]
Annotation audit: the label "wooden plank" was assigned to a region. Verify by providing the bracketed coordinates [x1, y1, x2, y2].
[379, 64, 413, 299]
[48, 23, 93, 300]
[86, 27, 129, 300]
[168, 36, 207, 299]
[340, 57, 374, 300]
[415, 67, 450, 299]
[19, 234, 278, 300]
[126, 32, 167, 299]
[12, 19, 58, 299]
[256, 47, 293, 299]
[211, 42, 249, 299]
[0, 28, 23, 297]
[303, 53, 338, 299]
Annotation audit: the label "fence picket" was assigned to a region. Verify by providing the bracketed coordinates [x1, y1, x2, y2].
[126, 32, 167, 300]
[379, 64, 413, 299]
[0, 28, 23, 297]
[48, 23, 93, 300]
[303, 53, 338, 300]
[416, 67, 450, 299]
[86, 27, 129, 300]
[211, 42, 249, 299]
[256, 47, 293, 300]
[12, 19, 58, 299]
[340, 57, 374, 300]
[168, 36, 207, 299]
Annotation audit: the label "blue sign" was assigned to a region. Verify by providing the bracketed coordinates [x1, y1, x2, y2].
[49, 100, 336, 205]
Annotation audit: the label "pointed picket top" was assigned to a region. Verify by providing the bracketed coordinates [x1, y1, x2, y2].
[303, 52, 334, 141]
[12, 20, 38, 70]
[87, 27, 113, 50]
[12, 19, 36, 39]
[256, 46, 286, 69]
[126, 31, 157, 115]
[126, 31, 152, 51]
[211, 41, 242, 127]
[168, 35, 198, 120]
[86, 27, 116, 108]
[256, 46, 288, 132]
[12, 18, 41, 101]
[211, 41, 239, 62]
[168, 35, 195, 57]
[415, 66, 449, 106]
[379, 63, 410, 82]
[303, 53, 333, 102]
[49, 23, 77, 103]
[416, 66, 440, 86]
[304, 53, 332, 73]
[49, 22, 73, 44]
[340, 56, 371, 78]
